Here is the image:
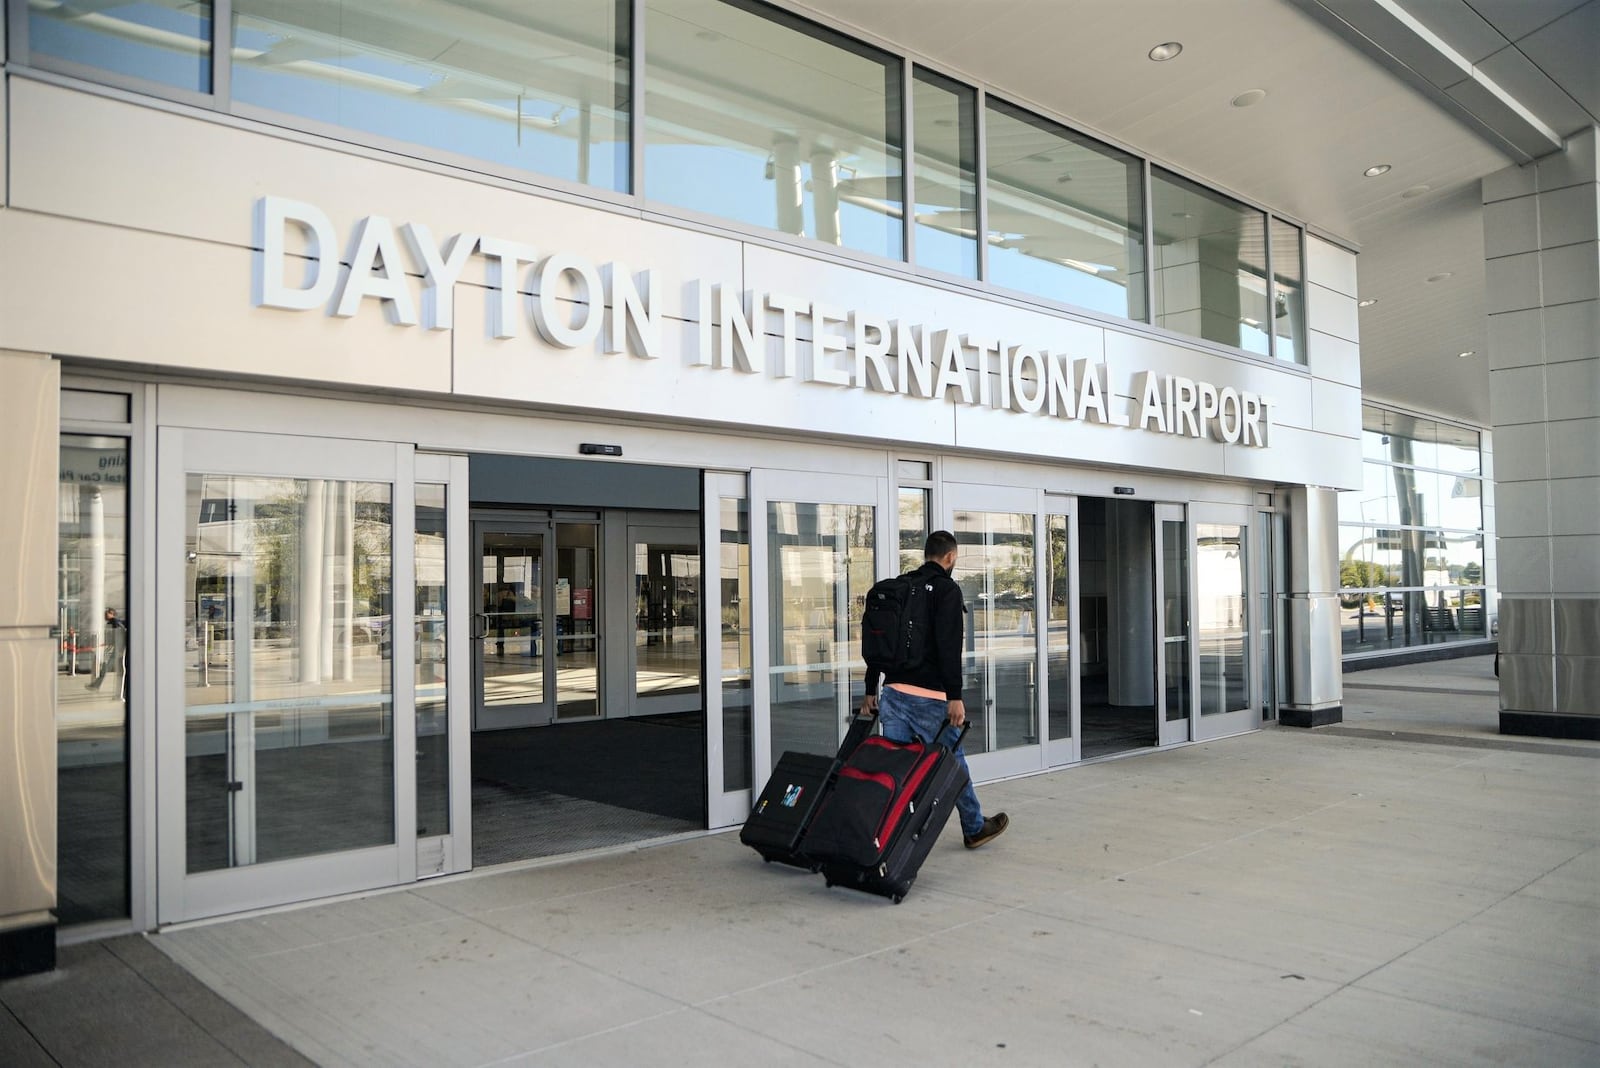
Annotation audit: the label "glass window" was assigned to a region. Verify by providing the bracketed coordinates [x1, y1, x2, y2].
[415, 484, 449, 838]
[184, 475, 394, 872]
[57, 434, 131, 924]
[1151, 168, 1269, 354]
[898, 487, 928, 573]
[645, 0, 902, 259]
[29, 0, 213, 94]
[952, 511, 1037, 754]
[984, 97, 1146, 319]
[767, 501, 875, 761]
[1270, 219, 1306, 365]
[1047, 515, 1072, 741]
[232, 1, 630, 191]
[1196, 524, 1248, 716]
[1436, 424, 1482, 475]
[912, 68, 978, 278]
[720, 496, 751, 791]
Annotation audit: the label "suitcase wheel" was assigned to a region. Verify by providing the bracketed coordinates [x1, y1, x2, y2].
[824, 877, 834, 888]
[891, 893, 904, 904]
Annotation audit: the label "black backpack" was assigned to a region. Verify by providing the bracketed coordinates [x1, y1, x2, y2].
[861, 572, 936, 671]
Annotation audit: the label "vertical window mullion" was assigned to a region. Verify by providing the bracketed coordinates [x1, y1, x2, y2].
[630, 0, 644, 200]
[1265, 214, 1277, 363]
[212, 0, 232, 108]
[974, 85, 988, 281]
[902, 60, 916, 267]
[1142, 158, 1155, 325]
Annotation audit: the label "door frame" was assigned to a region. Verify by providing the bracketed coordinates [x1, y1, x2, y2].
[471, 514, 554, 731]
[748, 469, 890, 793]
[1041, 496, 1080, 768]
[156, 428, 418, 924]
[1155, 503, 1194, 747]
[1190, 502, 1259, 741]
[944, 482, 1048, 782]
[620, 517, 704, 719]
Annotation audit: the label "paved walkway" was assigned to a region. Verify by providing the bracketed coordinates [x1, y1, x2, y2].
[5, 656, 1597, 1066]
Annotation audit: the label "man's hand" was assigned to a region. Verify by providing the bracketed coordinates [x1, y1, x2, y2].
[947, 699, 966, 728]
[860, 694, 879, 717]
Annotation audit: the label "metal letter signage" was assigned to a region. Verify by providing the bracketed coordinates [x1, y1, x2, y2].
[252, 195, 1273, 446]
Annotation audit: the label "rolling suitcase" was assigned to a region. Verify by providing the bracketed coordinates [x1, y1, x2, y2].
[805, 724, 970, 903]
[740, 714, 874, 869]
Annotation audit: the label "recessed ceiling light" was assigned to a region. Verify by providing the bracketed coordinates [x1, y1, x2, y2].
[1358, 298, 1378, 307]
[932, 118, 956, 128]
[695, 29, 721, 41]
[1401, 184, 1432, 198]
[1172, 211, 1193, 219]
[1056, 173, 1074, 183]
[1457, 351, 1475, 358]
[1231, 89, 1267, 108]
[1426, 272, 1454, 283]
[1148, 42, 1183, 62]
[1364, 164, 1392, 177]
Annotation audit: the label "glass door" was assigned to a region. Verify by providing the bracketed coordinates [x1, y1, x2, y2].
[552, 521, 602, 722]
[1192, 505, 1258, 740]
[749, 470, 887, 790]
[948, 485, 1045, 780]
[1043, 501, 1078, 766]
[627, 522, 702, 717]
[473, 522, 549, 730]
[157, 430, 426, 923]
[1156, 504, 1192, 746]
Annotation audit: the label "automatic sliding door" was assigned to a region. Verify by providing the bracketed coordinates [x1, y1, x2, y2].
[553, 522, 601, 721]
[475, 526, 547, 729]
[1192, 507, 1257, 740]
[750, 472, 885, 786]
[1156, 505, 1192, 746]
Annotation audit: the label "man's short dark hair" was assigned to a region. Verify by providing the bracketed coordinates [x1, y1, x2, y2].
[924, 530, 958, 559]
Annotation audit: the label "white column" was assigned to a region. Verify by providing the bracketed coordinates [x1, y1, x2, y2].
[773, 136, 803, 236]
[1483, 126, 1600, 737]
[1280, 487, 1344, 726]
[810, 147, 841, 246]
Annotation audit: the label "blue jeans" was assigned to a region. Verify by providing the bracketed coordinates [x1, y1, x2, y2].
[877, 687, 985, 838]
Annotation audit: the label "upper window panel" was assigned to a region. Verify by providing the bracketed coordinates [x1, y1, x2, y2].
[644, 0, 903, 260]
[1271, 218, 1307, 365]
[1151, 168, 1269, 355]
[912, 68, 977, 279]
[28, 0, 213, 93]
[231, 1, 631, 192]
[983, 98, 1147, 320]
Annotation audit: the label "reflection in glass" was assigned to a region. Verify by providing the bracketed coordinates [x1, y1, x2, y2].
[646, 0, 902, 259]
[720, 496, 752, 791]
[1162, 519, 1191, 723]
[57, 435, 131, 924]
[767, 501, 875, 762]
[233, 1, 630, 190]
[555, 522, 602, 720]
[1270, 219, 1306, 365]
[415, 485, 449, 838]
[912, 68, 978, 278]
[984, 98, 1146, 318]
[481, 531, 543, 714]
[30, 0, 212, 93]
[899, 487, 929, 574]
[1151, 168, 1269, 354]
[1196, 523, 1248, 716]
[953, 512, 1037, 754]
[184, 475, 394, 873]
[634, 537, 701, 699]
[1046, 515, 1072, 741]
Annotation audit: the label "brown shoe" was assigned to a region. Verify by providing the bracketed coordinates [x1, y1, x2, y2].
[963, 813, 1009, 849]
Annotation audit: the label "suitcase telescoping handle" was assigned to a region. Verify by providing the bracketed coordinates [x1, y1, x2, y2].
[936, 721, 970, 752]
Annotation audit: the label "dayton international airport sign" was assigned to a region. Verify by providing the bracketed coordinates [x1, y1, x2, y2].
[254, 196, 1274, 447]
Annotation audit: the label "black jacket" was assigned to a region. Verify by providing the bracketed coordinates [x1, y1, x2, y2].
[865, 560, 965, 702]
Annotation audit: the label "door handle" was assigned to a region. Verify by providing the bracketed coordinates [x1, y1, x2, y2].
[471, 613, 488, 640]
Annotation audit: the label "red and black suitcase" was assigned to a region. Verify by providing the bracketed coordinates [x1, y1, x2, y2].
[740, 714, 874, 869]
[803, 724, 970, 903]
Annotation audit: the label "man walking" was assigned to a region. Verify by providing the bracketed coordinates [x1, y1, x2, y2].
[861, 531, 1008, 849]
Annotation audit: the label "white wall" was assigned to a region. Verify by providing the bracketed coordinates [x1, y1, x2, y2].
[0, 80, 1365, 491]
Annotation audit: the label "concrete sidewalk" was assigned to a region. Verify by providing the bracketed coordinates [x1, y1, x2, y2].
[5, 658, 1597, 1066]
